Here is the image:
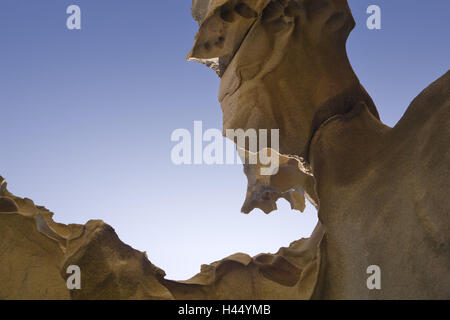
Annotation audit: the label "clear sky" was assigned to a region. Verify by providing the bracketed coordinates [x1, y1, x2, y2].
[0, 0, 448, 280]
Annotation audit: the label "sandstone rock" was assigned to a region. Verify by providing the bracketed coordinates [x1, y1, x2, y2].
[61, 220, 173, 300]
[0, 176, 7, 195]
[188, 0, 271, 75]
[0, 0, 448, 300]
[239, 148, 318, 214]
[162, 223, 323, 299]
[0, 209, 70, 299]
[0, 190, 173, 300]
[0, 197, 19, 213]
[189, 0, 450, 299]
[0, 178, 323, 299]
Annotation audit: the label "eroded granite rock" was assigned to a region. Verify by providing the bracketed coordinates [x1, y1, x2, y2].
[0, 180, 173, 300]
[0, 176, 322, 299]
[1, 0, 449, 300]
[189, 0, 450, 299]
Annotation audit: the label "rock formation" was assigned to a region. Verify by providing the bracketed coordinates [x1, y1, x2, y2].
[0, 180, 173, 299]
[0, 0, 449, 299]
[0, 170, 323, 300]
[188, 0, 450, 299]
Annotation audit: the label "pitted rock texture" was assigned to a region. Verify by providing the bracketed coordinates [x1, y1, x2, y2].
[1, 0, 449, 300]
[0, 183, 173, 300]
[189, 0, 450, 299]
[0, 178, 323, 299]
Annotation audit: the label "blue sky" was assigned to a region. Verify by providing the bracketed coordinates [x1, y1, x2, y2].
[0, 0, 448, 280]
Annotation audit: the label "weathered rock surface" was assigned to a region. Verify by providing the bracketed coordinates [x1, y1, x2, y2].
[0, 180, 69, 299]
[0, 174, 322, 300]
[239, 148, 318, 214]
[1, 0, 449, 299]
[0, 178, 173, 300]
[163, 223, 323, 299]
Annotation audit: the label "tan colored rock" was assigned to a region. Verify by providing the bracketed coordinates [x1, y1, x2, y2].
[0, 191, 70, 299]
[188, 0, 271, 75]
[0, 179, 172, 300]
[310, 74, 450, 299]
[189, 0, 450, 299]
[0, 174, 323, 300]
[61, 220, 173, 300]
[0, 176, 8, 194]
[0, 197, 18, 213]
